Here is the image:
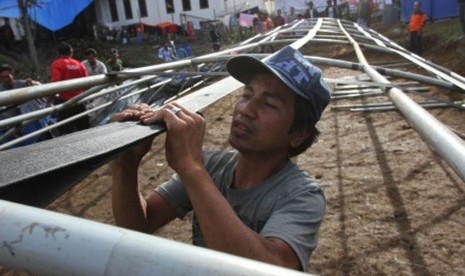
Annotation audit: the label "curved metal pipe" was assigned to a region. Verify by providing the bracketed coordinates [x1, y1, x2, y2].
[0, 199, 308, 276]
[337, 20, 465, 181]
[0, 78, 172, 150]
[355, 25, 465, 91]
[0, 37, 278, 107]
[195, 53, 455, 91]
[0, 76, 161, 130]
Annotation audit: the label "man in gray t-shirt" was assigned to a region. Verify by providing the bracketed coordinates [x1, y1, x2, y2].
[111, 46, 331, 271]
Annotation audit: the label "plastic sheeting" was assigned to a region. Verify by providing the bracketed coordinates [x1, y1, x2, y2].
[0, 0, 93, 31]
[401, 0, 459, 22]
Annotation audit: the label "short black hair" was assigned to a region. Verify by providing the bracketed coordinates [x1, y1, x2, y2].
[85, 48, 97, 56]
[0, 64, 14, 73]
[288, 94, 320, 157]
[57, 42, 73, 56]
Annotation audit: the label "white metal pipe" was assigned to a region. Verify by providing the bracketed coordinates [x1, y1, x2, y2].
[355, 24, 465, 90]
[0, 79, 170, 150]
[338, 20, 465, 181]
[0, 76, 162, 130]
[0, 24, 306, 108]
[0, 199, 309, 276]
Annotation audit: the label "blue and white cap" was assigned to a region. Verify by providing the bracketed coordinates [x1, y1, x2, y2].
[226, 46, 331, 124]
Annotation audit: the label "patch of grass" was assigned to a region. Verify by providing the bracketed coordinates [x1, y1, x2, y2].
[426, 19, 461, 43]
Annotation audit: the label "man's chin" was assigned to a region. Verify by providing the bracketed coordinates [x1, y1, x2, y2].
[228, 135, 245, 151]
[229, 136, 258, 155]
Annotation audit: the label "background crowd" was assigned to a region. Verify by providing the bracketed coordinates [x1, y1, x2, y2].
[1, 0, 464, 149]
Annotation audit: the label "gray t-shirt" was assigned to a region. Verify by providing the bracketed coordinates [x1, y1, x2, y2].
[155, 150, 325, 271]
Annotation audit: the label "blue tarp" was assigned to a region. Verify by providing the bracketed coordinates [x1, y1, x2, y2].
[401, 0, 460, 22]
[0, 0, 93, 31]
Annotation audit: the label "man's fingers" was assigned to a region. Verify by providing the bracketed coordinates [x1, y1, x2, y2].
[128, 103, 151, 112]
[138, 103, 203, 127]
[140, 103, 180, 125]
[110, 104, 151, 123]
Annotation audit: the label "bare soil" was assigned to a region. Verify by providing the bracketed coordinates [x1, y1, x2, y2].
[3, 20, 465, 275]
[47, 65, 464, 275]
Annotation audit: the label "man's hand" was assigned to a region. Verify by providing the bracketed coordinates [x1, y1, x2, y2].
[140, 103, 205, 178]
[25, 78, 41, 86]
[110, 104, 154, 168]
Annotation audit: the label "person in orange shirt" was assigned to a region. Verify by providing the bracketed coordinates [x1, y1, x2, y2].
[408, 1, 427, 55]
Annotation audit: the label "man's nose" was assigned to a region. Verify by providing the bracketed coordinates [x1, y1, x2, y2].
[238, 99, 258, 119]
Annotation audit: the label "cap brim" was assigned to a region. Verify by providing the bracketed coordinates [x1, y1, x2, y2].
[226, 55, 306, 100]
[227, 55, 273, 84]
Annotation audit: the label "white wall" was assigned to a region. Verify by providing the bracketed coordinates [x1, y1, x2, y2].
[223, 0, 272, 14]
[95, 0, 228, 28]
[274, 0, 328, 14]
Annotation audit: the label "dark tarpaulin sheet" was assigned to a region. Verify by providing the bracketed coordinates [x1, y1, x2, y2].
[0, 0, 93, 31]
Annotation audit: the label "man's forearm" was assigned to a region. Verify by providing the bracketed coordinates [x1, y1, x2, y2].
[111, 160, 150, 232]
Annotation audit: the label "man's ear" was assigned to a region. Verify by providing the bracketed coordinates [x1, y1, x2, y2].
[290, 128, 310, 148]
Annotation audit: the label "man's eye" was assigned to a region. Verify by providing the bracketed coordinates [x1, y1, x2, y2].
[265, 102, 277, 109]
[241, 92, 252, 98]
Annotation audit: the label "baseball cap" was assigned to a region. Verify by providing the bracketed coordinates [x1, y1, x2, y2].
[226, 46, 331, 124]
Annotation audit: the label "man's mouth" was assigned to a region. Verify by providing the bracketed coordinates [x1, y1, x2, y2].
[232, 118, 253, 135]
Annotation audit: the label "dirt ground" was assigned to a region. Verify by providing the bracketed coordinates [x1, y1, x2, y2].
[43, 58, 465, 275]
[2, 21, 464, 275]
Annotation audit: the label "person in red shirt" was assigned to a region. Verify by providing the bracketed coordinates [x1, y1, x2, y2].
[260, 11, 274, 33]
[408, 1, 427, 55]
[51, 42, 89, 134]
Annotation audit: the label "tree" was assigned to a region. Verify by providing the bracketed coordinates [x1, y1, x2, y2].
[17, 0, 40, 77]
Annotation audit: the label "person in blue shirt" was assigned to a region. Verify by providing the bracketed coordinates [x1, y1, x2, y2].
[158, 40, 178, 62]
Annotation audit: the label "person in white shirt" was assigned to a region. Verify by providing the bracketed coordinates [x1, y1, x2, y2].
[81, 48, 108, 76]
[286, 6, 298, 23]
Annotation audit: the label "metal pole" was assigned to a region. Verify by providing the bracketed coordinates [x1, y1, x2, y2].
[337, 20, 465, 181]
[0, 79, 171, 150]
[0, 76, 159, 129]
[0, 40, 271, 107]
[0, 199, 309, 276]
[355, 24, 465, 90]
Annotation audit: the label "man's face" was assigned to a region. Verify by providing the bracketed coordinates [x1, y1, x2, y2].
[229, 73, 299, 157]
[87, 54, 96, 64]
[0, 70, 14, 89]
